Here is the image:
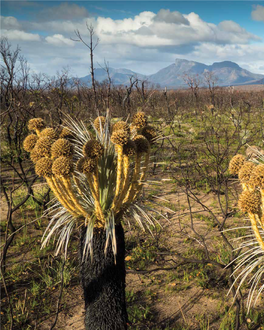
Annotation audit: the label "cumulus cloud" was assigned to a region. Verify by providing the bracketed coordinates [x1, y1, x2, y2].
[153, 9, 189, 25]
[251, 5, 264, 22]
[1, 16, 21, 30]
[45, 34, 75, 47]
[95, 10, 260, 48]
[1, 9, 263, 76]
[38, 3, 89, 21]
[1, 29, 40, 41]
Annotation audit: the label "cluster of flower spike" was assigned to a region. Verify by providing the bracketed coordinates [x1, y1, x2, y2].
[229, 154, 264, 250]
[24, 112, 157, 228]
[24, 118, 87, 219]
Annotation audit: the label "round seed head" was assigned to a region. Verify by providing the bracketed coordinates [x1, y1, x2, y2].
[23, 134, 38, 152]
[133, 135, 150, 154]
[34, 136, 53, 158]
[28, 118, 45, 131]
[229, 154, 245, 175]
[35, 157, 53, 177]
[83, 140, 104, 158]
[249, 164, 264, 189]
[112, 121, 130, 135]
[111, 129, 129, 146]
[132, 112, 148, 129]
[51, 138, 73, 158]
[238, 190, 261, 214]
[59, 127, 74, 139]
[94, 116, 106, 132]
[238, 162, 256, 184]
[142, 125, 157, 144]
[76, 157, 97, 174]
[39, 128, 57, 140]
[123, 140, 137, 157]
[30, 148, 42, 164]
[52, 156, 73, 177]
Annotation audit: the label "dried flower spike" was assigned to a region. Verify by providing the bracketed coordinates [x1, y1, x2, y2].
[83, 140, 104, 159]
[123, 140, 137, 157]
[133, 135, 150, 154]
[229, 154, 246, 175]
[238, 190, 261, 214]
[51, 138, 73, 158]
[132, 112, 148, 129]
[28, 118, 45, 133]
[30, 148, 42, 163]
[23, 134, 38, 152]
[35, 157, 53, 177]
[238, 161, 256, 184]
[39, 128, 57, 140]
[77, 157, 97, 174]
[250, 164, 264, 189]
[52, 156, 74, 177]
[112, 121, 130, 135]
[111, 129, 129, 146]
[34, 136, 53, 158]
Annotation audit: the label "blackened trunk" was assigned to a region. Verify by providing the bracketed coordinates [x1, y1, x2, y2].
[79, 224, 128, 330]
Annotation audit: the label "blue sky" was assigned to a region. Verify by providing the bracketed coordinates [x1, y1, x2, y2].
[1, 1, 264, 76]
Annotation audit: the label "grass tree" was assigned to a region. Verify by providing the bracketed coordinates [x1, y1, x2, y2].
[23, 111, 161, 329]
[228, 152, 264, 311]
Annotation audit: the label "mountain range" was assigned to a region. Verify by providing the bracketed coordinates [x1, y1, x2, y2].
[77, 59, 264, 88]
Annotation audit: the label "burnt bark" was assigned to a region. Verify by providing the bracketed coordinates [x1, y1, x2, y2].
[79, 224, 128, 330]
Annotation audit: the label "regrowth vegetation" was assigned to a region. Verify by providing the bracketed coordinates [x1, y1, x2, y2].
[23, 112, 160, 258]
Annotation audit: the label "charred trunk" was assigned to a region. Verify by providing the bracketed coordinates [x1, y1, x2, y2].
[79, 224, 128, 330]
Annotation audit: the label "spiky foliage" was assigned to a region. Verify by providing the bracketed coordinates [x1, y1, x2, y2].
[23, 114, 162, 259]
[23, 134, 38, 152]
[94, 116, 106, 132]
[59, 127, 73, 139]
[228, 151, 264, 311]
[142, 125, 157, 144]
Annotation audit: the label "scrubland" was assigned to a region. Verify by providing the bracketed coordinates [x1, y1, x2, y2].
[1, 47, 264, 330]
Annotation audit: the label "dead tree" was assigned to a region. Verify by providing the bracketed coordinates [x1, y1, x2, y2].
[203, 71, 218, 106]
[72, 23, 99, 109]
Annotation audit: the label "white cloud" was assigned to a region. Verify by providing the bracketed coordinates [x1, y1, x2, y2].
[1, 16, 21, 30]
[1, 9, 263, 76]
[251, 5, 264, 22]
[95, 10, 260, 48]
[45, 34, 75, 47]
[1, 29, 40, 41]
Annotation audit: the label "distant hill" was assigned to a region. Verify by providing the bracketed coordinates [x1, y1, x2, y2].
[75, 59, 264, 88]
[77, 68, 146, 86]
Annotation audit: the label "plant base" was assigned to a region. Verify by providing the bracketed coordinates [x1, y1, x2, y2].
[79, 224, 128, 330]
